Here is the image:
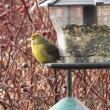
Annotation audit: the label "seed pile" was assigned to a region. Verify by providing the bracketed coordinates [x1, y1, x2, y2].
[62, 24, 110, 63]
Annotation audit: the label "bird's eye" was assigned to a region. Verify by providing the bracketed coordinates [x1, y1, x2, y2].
[32, 36, 35, 39]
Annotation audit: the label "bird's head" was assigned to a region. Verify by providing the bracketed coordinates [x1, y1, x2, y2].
[31, 33, 40, 40]
[31, 33, 43, 45]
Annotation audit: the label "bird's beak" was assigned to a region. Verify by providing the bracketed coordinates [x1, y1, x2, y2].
[27, 38, 31, 43]
[28, 38, 31, 41]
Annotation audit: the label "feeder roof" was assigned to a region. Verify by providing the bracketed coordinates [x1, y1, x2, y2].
[39, 0, 95, 6]
[39, 0, 110, 6]
[104, 0, 110, 4]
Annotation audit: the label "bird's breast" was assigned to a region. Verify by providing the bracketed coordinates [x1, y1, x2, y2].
[31, 40, 38, 45]
[31, 44, 49, 63]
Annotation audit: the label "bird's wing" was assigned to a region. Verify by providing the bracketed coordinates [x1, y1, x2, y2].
[39, 36, 52, 45]
[44, 43, 60, 60]
[39, 36, 60, 61]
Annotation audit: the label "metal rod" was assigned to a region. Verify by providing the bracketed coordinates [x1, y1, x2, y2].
[67, 69, 72, 96]
[54, 69, 59, 103]
[44, 63, 110, 69]
[44, 62, 110, 98]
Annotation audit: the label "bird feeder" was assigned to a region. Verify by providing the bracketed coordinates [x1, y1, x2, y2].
[39, 0, 110, 64]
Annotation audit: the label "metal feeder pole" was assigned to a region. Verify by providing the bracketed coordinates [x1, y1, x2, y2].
[67, 69, 72, 96]
[45, 63, 110, 97]
[66, 5, 72, 97]
[44, 63, 110, 110]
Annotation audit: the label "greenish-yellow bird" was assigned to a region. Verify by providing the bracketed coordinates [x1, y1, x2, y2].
[31, 33, 60, 64]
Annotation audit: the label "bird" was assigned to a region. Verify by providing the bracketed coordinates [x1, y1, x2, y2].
[31, 33, 60, 64]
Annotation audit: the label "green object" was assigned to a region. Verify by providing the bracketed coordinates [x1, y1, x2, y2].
[31, 33, 60, 64]
[49, 97, 89, 110]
